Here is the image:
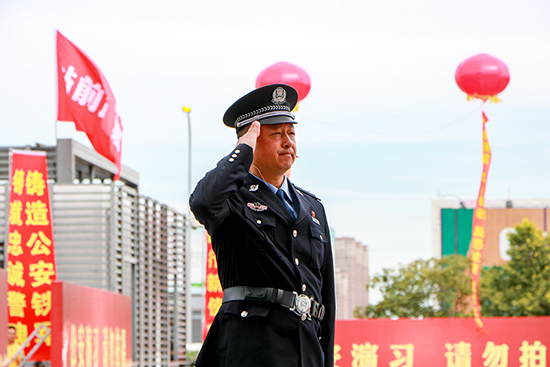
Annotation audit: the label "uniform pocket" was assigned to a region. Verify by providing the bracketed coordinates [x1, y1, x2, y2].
[223, 301, 271, 318]
[243, 208, 276, 244]
[309, 226, 326, 268]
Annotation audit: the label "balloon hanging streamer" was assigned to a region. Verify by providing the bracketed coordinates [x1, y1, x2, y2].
[455, 52, 508, 333]
[466, 95, 502, 103]
[470, 108, 491, 334]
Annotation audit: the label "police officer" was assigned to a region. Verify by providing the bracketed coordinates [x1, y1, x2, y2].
[190, 84, 335, 367]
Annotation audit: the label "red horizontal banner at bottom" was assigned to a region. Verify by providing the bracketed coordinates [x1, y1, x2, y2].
[51, 281, 133, 367]
[335, 317, 549, 367]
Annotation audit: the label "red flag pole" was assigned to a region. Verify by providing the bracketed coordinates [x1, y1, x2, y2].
[182, 105, 193, 360]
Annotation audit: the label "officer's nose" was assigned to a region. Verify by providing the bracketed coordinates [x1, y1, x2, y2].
[282, 132, 294, 148]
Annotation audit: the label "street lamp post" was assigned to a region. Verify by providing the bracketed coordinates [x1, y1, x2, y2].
[183, 105, 192, 206]
[181, 105, 192, 363]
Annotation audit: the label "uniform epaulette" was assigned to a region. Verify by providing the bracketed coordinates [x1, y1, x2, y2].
[293, 185, 321, 202]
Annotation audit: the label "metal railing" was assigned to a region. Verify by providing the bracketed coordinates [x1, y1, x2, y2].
[4, 323, 51, 367]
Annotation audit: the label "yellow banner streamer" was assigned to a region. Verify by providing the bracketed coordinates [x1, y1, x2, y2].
[470, 111, 491, 333]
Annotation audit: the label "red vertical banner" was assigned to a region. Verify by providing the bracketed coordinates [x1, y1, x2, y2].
[470, 111, 491, 333]
[7, 150, 57, 360]
[203, 232, 222, 340]
[0, 269, 8, 365]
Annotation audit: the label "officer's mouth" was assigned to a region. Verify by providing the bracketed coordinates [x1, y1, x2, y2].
[280, 148, 295, 156]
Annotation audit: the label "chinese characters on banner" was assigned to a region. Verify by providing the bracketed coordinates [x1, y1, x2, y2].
[471, 111, 492, 332]
[0, 269, 8, 365]
[50, 281, 133, 367]
[335, 317, 549, 367]
[56, 30, 123, 180]
[7, 150, 57, 360]
[203, 232, 223, 340]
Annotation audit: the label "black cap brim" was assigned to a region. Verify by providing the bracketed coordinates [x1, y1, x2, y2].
[254, 115, 297, 125]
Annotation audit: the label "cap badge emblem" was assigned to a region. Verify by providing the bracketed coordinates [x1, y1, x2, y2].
[249, 184, 259, 192]
[272, 87, 287, 105]
[247, 202, 268, 212]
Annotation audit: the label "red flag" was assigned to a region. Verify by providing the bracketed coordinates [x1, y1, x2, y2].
[56, 31, 123, 180]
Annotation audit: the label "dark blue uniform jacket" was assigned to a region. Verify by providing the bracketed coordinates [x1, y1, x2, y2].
[190, 143, 335, 367]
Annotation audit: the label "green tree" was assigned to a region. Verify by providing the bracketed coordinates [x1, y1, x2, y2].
[355, 255, 472, 318]
[480, 219, 550, 316]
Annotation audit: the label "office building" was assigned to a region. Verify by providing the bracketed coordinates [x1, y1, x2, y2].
[334, 236, 369, 319]
[0, 139, 188, 366]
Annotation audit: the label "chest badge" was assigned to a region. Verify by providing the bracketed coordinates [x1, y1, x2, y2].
[249, 184, 259, 192]
[311, 211, 320, 225]
[247, 202, 268, 212]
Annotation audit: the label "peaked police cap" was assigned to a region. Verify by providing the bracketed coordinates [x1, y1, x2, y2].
[223, 84, 298, 132]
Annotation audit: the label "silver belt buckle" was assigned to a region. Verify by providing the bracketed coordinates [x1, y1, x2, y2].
[290, 292, 312, 321]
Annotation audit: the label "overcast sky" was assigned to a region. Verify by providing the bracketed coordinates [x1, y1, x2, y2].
[2, 0, 550, 303]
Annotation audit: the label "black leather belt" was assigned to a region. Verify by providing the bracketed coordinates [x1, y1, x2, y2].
[222, 286, 325, 321]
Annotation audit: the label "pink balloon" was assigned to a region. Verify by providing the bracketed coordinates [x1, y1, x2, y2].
[455, 53, 510, 100]
[256, 61, 311, 102]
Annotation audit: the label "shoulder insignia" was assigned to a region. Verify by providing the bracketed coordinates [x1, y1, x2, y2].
[293, 185, 321, 202]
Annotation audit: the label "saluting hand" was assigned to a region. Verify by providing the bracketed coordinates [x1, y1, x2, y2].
[237, 121, 261, 151]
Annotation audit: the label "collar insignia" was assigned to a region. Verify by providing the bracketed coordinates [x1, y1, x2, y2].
[247, 202, 268, 212]
[311, 211, 320, 225]
[249, 184, 259, 192]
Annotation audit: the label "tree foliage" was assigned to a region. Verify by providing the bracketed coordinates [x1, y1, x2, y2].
[480, 219, 550, 316]
[354, 255, 472, 318]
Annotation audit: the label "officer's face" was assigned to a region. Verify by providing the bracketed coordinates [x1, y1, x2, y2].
[253, 123, 296, 177]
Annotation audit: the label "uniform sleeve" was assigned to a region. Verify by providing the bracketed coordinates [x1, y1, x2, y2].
[320, 208, 336, 367]
[189, 143, 253, 234]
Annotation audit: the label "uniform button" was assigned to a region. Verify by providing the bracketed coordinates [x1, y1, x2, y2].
[241, 311, 248, 318]
[302, 284, 307, 292]
[229, 158, 234, 162]
[293, 230, 298, 237]
[235, 149, 240, 154]
[295, 258, 300, 266]
[256, 219, 262, 224]
[232, 154, 237, 158]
